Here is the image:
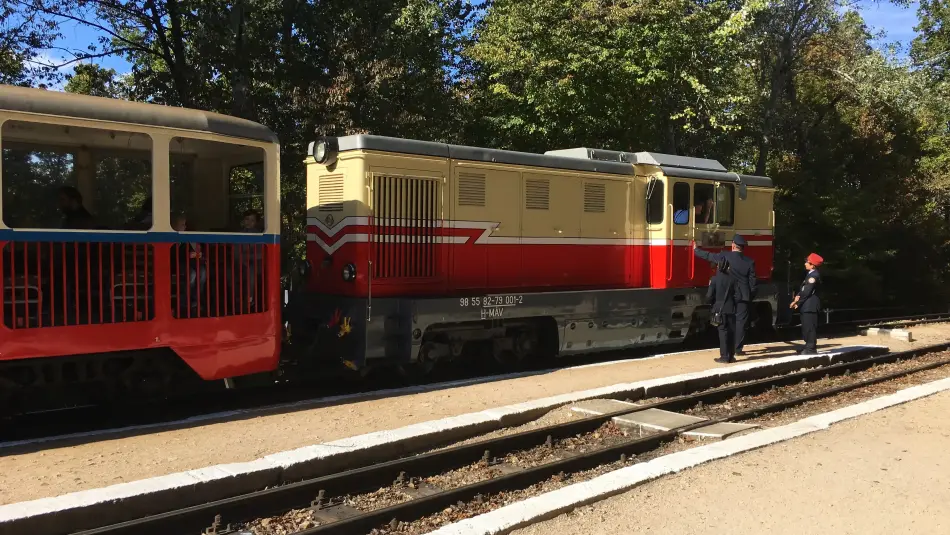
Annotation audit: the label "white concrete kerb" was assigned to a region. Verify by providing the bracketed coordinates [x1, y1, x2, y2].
[427, 376, 950, 535]
[862, 327, 914, 342]
[0, 344, 887, 532]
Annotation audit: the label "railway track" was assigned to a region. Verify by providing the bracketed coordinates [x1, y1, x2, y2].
[70, 339, 950, 535]
[3, 311, 948, 447]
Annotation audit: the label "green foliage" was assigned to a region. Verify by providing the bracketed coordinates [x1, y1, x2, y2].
[465, 0, 764, 153]
[0, 0, 60, 85]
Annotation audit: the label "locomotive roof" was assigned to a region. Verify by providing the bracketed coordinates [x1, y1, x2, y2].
[334, 134, 773, 188]
[0, 84, 278, 144]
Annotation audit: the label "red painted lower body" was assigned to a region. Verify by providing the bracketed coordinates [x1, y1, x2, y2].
[0, 241, 282, 380]
[308, 238, 774, 297]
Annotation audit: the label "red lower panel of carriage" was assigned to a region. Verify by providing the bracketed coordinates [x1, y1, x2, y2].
[0, 240, 281, 379]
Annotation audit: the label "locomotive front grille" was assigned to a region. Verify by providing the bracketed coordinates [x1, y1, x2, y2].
[371, 174, 440, 279]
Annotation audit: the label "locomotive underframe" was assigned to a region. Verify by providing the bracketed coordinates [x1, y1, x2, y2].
[297, 283, 779, 370]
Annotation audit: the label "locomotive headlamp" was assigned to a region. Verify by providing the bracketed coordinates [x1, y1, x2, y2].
[342, 263, 357, 282]
[309, 136, 339, 166]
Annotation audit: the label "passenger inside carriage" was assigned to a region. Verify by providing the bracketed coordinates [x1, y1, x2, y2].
[125, 196, 152, 229]
[237, 209, 263, 307]
[172, 213, 207, 311]
[57, 186, 97, 230]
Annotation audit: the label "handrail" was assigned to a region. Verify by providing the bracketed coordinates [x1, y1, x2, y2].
[666, 203, 673, 282]
[689, 211, 696, 280]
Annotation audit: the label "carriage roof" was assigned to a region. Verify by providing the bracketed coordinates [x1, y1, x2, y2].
[0, 84, 278, 144]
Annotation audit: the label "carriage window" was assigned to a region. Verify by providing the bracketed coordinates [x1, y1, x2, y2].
[672, 182, 690, 225]
[693, 183, 714, 225]
[229, 163, 265, 228]
[170, 137, 266, 233]
[2, 120, 152, 230]
[716, 183, 735, 226]
[646, 178, 665, 225]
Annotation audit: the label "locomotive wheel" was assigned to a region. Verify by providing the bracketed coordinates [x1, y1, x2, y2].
[492, 338, 523, 367]
[410, 342, 439, 377]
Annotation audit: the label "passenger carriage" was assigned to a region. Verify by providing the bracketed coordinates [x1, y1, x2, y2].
[0, 85, 281, 409]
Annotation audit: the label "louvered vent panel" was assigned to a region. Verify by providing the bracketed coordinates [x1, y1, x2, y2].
[457, 173, 486, 207]
[372, 175, 440, 279]
[525, 179, 550, 210]
[584, 182, 607, 213]
[318, 175, 345, 212]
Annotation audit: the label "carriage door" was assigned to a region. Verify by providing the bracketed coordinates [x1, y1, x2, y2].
[669, 181, 692, 286]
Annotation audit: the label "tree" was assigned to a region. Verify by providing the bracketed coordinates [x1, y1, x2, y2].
[0, 0, 60, 85]
[913, 0, 950, 81]
[465, 0, 768, 155]
[765, 11, 950, 306]
[64, 62, 123, 97]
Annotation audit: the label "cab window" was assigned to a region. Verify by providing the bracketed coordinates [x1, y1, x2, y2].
[693, 183, 714, 225]
[646, 178, 664, 225]
[672, 182, 690, 225]
[716, 183, 735, 226]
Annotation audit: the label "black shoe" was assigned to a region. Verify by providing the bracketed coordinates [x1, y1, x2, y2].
[714, 357, 736, 364]
[735, 350, 746, 357]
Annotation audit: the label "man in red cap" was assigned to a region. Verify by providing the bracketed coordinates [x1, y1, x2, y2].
[790, 253, 823, 354]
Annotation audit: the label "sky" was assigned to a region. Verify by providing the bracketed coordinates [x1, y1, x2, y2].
[41, 0, 923, 83]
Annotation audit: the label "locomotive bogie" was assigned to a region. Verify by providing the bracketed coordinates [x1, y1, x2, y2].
[301, 284, 779, 372]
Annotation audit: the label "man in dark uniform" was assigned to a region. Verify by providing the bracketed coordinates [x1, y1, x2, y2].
[706, 258, 737, 363]
[693, 234, 757, 356]
[790, 253, 823, 355]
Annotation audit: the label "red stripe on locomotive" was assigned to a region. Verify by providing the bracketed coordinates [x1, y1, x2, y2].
[306, 220, 774, 297]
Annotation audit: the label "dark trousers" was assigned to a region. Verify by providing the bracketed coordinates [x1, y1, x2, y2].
[801, 312, 818, 353]
[717, 313, 737, 360]
[735, 301, 750, 351]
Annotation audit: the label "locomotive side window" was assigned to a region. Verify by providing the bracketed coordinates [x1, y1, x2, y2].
[672, 182, 690, 225]
[716, 183, 735, 226]
[169, 136, 266, 232]
[1, 120, 153, 230]
[693, 183, 715, 225]
[645, 178, 665, 225]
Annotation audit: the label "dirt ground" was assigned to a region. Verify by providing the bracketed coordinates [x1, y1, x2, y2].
[1, 324, 947, 506]
[513, 387, 950, 535]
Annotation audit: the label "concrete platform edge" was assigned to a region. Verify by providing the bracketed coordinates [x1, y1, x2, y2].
[0, 345, 888, 535]
[425, 377, 950, 535]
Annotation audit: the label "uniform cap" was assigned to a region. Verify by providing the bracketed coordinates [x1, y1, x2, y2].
[807, 253, 824, 266]
[732, 235, 748, 247]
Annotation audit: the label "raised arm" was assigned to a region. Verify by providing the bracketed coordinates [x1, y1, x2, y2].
[692, 242, 721, 263]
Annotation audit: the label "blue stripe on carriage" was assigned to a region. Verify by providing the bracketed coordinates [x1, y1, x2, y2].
[0, 229, 280, 245]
